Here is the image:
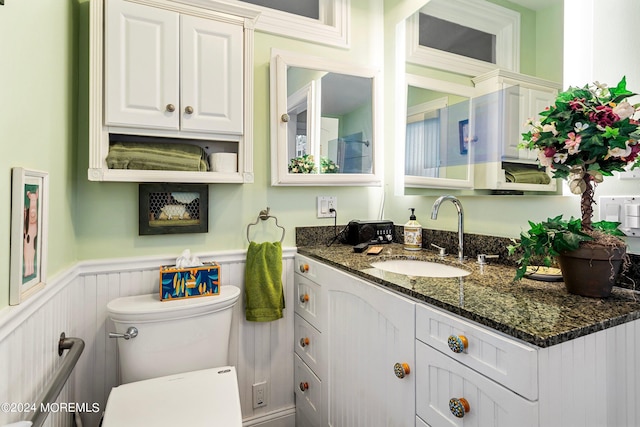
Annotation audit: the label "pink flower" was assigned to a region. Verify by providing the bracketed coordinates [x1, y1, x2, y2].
[589, 105, 620, 127]
[564, 132, 581, 155]
[543, 146, 557, 158]
[569, 98, 586, 111]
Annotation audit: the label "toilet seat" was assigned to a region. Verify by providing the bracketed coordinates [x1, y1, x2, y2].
[101, 366, 242, 427]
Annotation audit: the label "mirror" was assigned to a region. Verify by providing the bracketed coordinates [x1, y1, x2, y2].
[270, 50, 382, 186]
[403, 74, 476, 189]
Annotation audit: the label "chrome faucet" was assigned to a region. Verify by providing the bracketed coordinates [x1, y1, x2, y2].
[430, 195, 465, 263]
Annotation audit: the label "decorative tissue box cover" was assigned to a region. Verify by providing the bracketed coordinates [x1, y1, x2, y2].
[160, 262, 220, 301]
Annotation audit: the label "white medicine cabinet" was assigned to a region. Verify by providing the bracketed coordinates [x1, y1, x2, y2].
[88, 0, 259, 183]
[270, 49, 383, 186]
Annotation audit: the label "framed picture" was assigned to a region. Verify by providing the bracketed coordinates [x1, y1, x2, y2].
[459, 119, 469, 155]
[139, 183, 208, 235]
[10, 168, 49, 305]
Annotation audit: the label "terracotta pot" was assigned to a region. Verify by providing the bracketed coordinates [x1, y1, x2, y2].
[557, 245, 626, 298]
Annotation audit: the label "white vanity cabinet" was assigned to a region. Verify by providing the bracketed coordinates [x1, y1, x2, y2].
[88, 0, 258, 183]
[294, 254, 416, 427]
[472, 69, 560, 192]
[296, 250, 640, 427]
[105, 0, 243, 134]
[415, 304, 538, 427]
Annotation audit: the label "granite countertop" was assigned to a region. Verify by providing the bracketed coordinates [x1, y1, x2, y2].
[297, 243, 640, 348]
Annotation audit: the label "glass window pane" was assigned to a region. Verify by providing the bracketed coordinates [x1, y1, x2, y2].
[241, 0, 319, 19]
[418, 14, 496, 64]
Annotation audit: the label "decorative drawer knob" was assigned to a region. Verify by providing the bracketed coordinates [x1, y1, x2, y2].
[184, 105, 194, 114]
[449, 397, 470, 418]
[393, 362, 410, 379]
[447, 335, 468, 353]
[299, 264, 309, 273]
[299, 382, 309, 392]
[300, 337, 310, 347]
[299, 293, 310, 303]
[165, 103, 175, 112]
[281, 113, 290, 122]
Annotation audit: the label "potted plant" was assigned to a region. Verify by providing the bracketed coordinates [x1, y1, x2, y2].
[320, 157, 339, 174]
[288, 154, 317, 173]
[508, 77, 639, 297]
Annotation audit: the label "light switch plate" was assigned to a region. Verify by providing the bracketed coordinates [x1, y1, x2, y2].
[599, 196, 640, 236]
[317, 196, 337, 218]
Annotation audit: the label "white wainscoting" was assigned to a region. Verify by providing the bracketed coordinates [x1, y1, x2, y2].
[0, 249, 296, 427]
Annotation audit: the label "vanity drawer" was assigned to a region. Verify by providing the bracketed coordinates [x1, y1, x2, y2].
[294, 353, 322, 427]
[416, 341, 538, 427]
[294, 313, 322, 376]
[294, 274, 324, 329]
[416, 304, 538, 401]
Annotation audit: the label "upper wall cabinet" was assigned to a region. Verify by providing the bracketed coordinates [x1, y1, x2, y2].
[88, 0, 259, 183]
[472, 70, 561, 192]
[270, 50, 383, 186]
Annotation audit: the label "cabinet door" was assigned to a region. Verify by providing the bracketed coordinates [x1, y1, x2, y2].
[105, 0, 179, 129]
[502, 85, 527, 159]
[323, 273, 415, 427]
[180, 15, 243, 134]
[525, 88, 556, 160]
[416, 342, 538, 427]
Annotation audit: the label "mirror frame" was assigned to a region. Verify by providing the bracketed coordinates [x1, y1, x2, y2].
[402, 74, 476, 190]
[270, 49, 383, 186]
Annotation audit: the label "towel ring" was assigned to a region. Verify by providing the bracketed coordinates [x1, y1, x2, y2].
[246, 207, 285, 243]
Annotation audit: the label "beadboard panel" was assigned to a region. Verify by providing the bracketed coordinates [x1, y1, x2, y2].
[0, 272, 79, 427]
[538, 320, 640, 427]
[0, 249, 296, 427]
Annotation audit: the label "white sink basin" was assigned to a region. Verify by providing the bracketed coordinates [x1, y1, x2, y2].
[369, 259, 470, 278]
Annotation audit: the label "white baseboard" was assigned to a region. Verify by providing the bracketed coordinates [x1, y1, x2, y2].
[242, 406, 296, 427]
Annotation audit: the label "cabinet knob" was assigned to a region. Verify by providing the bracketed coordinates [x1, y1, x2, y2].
[281, 113, 290, 122]
[447, 335, 468, 353]
[299, 382, 309, 392]
[300, 337, 310, 347]
[299, 264, 309, 273]
[393, 362, 410, 379]
[165, 103, 175, 112]
[299, 293, 309, 303]
[449, 397, 470, 418]
[185, 105, 194, 114]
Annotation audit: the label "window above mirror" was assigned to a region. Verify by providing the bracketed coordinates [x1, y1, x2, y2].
[406, 0, 520, 76]
[270, 50, 382, 186]
[219, 0, 349, 47]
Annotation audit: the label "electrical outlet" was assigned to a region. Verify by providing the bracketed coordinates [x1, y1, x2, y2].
[253, 381, 267, 408]
[317, 196, 337, 218]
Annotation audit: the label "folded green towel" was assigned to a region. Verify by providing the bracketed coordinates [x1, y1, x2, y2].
[503, 164, 551, 184]
[106, 142, 209, 171]
[245, 241, 285, 322]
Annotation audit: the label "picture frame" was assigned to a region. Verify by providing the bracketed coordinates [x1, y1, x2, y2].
[459, 119, 469, 155]
[139, 183, 209, 235]
[10, 168, 49, 305]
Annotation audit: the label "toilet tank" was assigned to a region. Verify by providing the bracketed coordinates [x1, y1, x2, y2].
[107, 285, 241, 384]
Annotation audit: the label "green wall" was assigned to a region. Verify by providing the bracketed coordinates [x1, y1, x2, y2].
[0, 0, 78, 308]
[0, 0, 569, 310]
[72, 0, 386, 263]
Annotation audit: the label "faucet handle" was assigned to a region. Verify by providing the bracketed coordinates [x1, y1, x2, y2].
[431, 243, 447, 257]
[477, 254, 499, 265]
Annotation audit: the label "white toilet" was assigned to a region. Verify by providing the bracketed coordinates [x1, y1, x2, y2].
[101, 285, 242, 427]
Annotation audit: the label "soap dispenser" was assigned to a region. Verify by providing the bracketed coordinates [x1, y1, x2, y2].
[404, 208, 422, 251]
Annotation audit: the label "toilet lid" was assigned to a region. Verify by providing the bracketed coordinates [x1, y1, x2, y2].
[102, 367, 242, 427]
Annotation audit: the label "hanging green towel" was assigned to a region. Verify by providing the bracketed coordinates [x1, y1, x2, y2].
[245, 241, 285, 322]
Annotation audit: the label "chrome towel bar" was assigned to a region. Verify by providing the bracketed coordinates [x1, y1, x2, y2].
[246, 207, 285, 243]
